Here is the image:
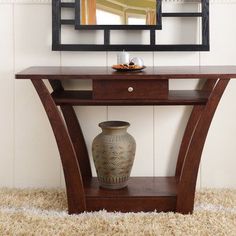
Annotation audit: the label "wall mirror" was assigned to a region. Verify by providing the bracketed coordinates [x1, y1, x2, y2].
[52, 0, 209, 51]
[75, 0, 161, 29]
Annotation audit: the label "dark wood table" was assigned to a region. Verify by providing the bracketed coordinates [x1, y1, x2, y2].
[15, 66, 236, 214]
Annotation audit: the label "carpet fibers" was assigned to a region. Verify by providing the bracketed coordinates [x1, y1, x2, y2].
[0, 188, 235, 235]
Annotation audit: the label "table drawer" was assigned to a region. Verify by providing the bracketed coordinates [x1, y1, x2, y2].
[93, 80, 168, 100]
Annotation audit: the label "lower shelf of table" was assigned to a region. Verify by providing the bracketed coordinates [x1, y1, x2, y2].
[84, 177, 178, 212]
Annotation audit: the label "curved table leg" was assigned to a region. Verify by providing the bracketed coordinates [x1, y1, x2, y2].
[31, 79, 86, 214]
[176, 78, 230, 214]
[49, 80, 92, 182]
[60, 106, 92, 181]
[175, 79, 217, 178]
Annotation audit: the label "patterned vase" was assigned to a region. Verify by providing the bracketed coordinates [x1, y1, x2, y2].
[92, 121, 136, 189]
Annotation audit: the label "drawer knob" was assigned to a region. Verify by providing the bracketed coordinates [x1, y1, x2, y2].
[128, 87, 134, 92]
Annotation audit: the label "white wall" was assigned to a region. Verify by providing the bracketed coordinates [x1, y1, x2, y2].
[0, 0, 236, 189]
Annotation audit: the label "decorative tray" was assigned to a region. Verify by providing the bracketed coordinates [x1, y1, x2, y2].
[112, 65, 146, 72]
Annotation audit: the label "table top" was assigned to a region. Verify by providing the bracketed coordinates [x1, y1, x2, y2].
[15, 66, 236, 80]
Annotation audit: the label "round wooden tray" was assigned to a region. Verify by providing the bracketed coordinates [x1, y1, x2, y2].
[112, 66, 146, 72]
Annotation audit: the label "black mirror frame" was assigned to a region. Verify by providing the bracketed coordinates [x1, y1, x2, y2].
[52, 0, 209, 51]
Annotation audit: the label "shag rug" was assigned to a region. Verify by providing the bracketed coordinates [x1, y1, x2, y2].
[0, 188, 235, 235]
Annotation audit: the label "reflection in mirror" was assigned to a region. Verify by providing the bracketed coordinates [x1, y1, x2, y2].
[80, 0, 157, 25]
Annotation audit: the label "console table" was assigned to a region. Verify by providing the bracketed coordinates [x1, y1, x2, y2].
[15, 66, 235, 214]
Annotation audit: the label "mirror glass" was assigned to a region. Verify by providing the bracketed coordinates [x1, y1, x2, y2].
[80, 0, 157, 25]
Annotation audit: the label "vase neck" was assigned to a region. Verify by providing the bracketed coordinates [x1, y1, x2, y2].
[99, 121, 130, 135]
[101, 128, 128, 135]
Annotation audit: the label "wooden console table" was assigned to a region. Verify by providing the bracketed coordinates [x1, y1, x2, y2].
[15, 66, 235, 214]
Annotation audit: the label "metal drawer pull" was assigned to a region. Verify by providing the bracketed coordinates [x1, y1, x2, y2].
[128, 87, 134, 92]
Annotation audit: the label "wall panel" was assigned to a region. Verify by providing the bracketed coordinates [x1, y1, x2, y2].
[200, 3, 236, 188]
[14, 4, 61, 187]
[0, 5, 14, 186]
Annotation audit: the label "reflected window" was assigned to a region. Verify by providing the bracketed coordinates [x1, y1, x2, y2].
[128, 16, 146, 25]
[96, 9, 122, 25]
[80, 0, 156, 25]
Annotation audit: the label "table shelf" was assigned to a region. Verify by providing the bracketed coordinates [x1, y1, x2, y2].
[84, 177, 177, 212]
[51, 90, 210, 106]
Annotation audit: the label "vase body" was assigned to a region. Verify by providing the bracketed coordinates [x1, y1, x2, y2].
[92, 121, 136, 189]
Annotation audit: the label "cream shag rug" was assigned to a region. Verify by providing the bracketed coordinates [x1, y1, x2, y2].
[0, 188, 235, 235]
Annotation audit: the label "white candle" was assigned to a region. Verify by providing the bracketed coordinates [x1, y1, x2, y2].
[117, 51, 130, 65]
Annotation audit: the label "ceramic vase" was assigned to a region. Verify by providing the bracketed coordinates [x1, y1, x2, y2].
[92, 121, 136, 189]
